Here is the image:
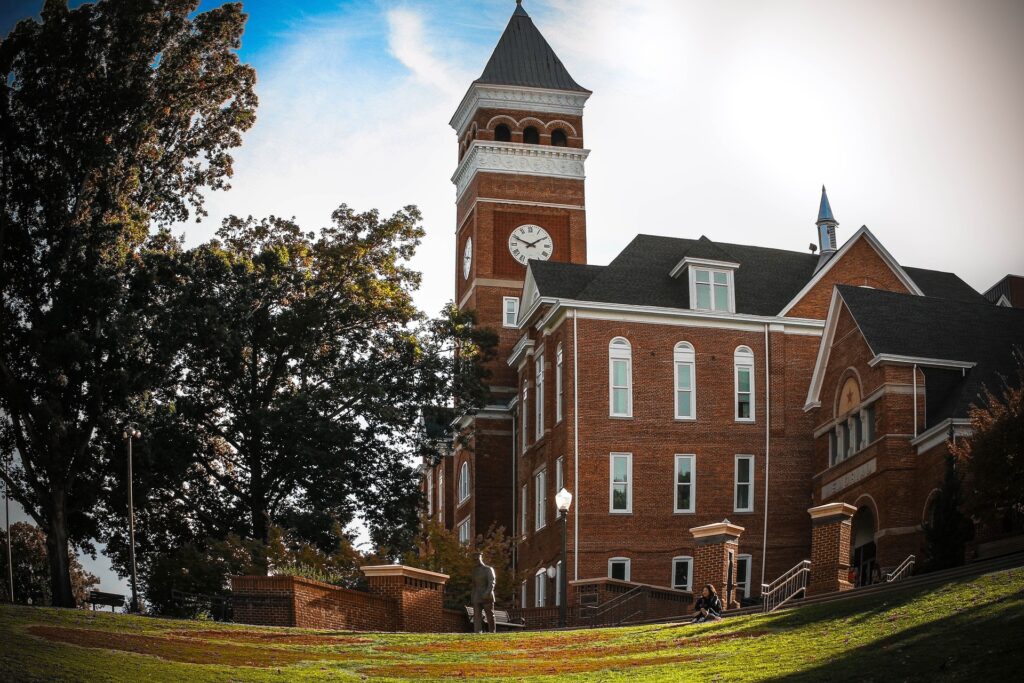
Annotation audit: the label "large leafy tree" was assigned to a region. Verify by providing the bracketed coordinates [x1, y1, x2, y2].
[0, 522, 99, 606]
[0, 0, 256, 606]
[102, 207, 495, 582]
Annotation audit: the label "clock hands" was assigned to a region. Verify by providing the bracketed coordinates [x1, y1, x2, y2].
[513, 235, 547, 248]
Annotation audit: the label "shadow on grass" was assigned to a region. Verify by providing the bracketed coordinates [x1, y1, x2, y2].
[766, 587, 1024, 682]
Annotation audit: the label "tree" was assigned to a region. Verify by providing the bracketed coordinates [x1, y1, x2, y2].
[951, 353, 1024, 528]
[922, 454, 974, 572]
[0, 522, 99, 605]
[0, 0, 256, 606]
[406, 520, 521, 609]
[101, 207, 495, 580]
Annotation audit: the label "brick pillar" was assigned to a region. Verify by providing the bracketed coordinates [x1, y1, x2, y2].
[690, 520, 744, 610]
[807, 502, 857, 596]
[361, 565, 449, 632]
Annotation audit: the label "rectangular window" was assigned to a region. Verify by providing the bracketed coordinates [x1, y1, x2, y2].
[672, 556, 693, 591]
[503, 297, 519, 327]
[555, 345, 564, 423]
[836, 423, 846, 463]
[736, 554, 752, 599]
[555, 456, 564, 493]
[457, 517, 470, 546]
[610, 358, 631, 416]
[608, 557, 631, 582]
[828, 430, 838, 466]
[535, 352, 544, 440]
[521, 383, 528, 453]
[610, 453, 632, 513]
[534, 571, 547, 607]
[736, 364, 753, 421]
[864, 405, 876, 444]
[674, 455, 695, 513]
[534, 468, 547, 531]
[520, 484, 528, 538]
[851, 413, 862, 453]
[735, 455, 754, 512]
[426, 470, 433, 517]
[437, 470, 444, 520]
[692, 268, 732, 312]
[675, 358, 695, 419]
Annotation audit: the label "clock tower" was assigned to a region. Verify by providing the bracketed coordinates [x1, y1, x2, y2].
[445, 0, 589, 542]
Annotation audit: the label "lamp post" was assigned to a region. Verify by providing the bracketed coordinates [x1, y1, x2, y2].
[122, 423, 142, 613]
[555, 487, 573, 628]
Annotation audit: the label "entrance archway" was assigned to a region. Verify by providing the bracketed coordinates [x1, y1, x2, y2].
[850, 506, 877, 586]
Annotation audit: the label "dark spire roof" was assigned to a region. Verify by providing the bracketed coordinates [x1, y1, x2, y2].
[475, 2, 589, 93]
[817, 185, 836, 223]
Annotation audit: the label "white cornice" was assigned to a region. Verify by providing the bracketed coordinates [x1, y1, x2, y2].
[449, 83, 590, 136]
[910, 418, 973, 453]
[668, 257, 741, 280]
[507, 337, 536, 368]
[452, 141, 589, 202]
[868, 354, 976, 370]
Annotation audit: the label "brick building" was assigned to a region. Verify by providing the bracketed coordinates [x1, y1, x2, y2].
[422, 2, 1023, 609]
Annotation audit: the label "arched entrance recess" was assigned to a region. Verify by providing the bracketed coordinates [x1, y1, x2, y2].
[850, 506, 878, 586]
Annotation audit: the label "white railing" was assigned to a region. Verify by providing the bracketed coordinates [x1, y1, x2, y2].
[760, 560, 811, 612]
[885, 555, 915, 583]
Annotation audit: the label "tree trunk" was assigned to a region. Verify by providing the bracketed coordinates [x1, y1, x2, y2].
[45, 486, 75, 607]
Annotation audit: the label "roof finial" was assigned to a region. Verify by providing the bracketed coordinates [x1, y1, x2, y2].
[514, 0, 528, 15]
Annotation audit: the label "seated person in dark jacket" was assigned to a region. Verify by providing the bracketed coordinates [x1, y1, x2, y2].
[693, 583, 723, 623]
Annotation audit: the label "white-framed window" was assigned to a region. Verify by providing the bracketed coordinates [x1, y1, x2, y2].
[458, 461, 470, 505]
[736, 554, 752, 599]
[734, 346, 755, 422]
[691, 267, 734, 312]
[608, 557, 631, 582]
[426, 470, 434, 516]
[437, 469, 444, 520]
[734, 455, 754, 512]
[555, 456, 564, 493]
[457, 517, 471, 546]
[555, 343, 564, 423]
[609, 452, 632, 513]
[555, 561, 563, 606]
[674, 342, 696, 420]
[674, 454, 695, 513]
[534, 468, 547, 531]
[535, 350, 545, 440]
[609, 337, 633, 417]
[520, 484, 528, 538]
[521, 381, 528, 453]
[521, 582, 527, 608]
[503, 296, 520, 327]
[672, 556, 693, 591]
[534, 568, 547, 607]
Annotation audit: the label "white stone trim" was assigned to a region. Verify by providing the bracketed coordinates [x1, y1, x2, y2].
[910, 418, 973, 453]
[452, 141, 590, 202]
[669, 256, 741, 279]
[450, 83, 590, 136]
[868, 354, 976, 370]
[360, 564, 450, 583]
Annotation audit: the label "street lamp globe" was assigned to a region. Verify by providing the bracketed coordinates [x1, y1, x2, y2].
[555, 487, 573, 513]
[546, 565, 557, 579]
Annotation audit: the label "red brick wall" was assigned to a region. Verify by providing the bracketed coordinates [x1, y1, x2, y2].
[692, 538, 740, 607]
[808, 516, 853, 595]
[787, 237, 912, 319]
[231, 575, 394, 631]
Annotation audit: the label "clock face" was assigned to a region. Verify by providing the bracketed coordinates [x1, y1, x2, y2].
[463, 237, 473, 279]
[508, 224, 554, 265]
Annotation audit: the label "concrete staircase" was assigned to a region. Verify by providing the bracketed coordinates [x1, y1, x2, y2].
[625, 551, 1024, 627]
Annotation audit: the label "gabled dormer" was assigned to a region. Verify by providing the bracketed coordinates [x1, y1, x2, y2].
[669, 237, 740, 314]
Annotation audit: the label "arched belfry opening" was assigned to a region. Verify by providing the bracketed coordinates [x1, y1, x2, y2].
[523, 126, 540, 145]
[850, 505, 877, 586]
[494, 124, 511, 142]
[551, 128, 567, 146]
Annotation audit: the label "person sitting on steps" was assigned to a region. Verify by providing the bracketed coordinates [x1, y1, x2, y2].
[693, 583, 723, 623]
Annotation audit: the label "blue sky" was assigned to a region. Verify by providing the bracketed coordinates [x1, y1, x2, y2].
[4, 0, 1024, 597]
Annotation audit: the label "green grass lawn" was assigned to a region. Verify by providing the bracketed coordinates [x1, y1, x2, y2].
[2, 567, 1022, 682]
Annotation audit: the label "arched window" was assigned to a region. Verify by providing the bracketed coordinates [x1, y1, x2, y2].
[734, 346, 755, 422]
[458, 461, 470, 504]
[551, 128, 568, 146]
[534, 568, 547, 606]
[523, 126, 540, 144]
[535, 349, 544, 440]
[674, 342, 696, 419]
[494, 124, 511, 142]
[555, 343, 564, 423]
[609, 337, 632, 417]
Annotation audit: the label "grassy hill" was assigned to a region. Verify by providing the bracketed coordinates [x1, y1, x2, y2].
[2, 566, 1022, 682]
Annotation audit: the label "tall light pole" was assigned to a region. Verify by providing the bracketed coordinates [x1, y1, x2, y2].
[555, 487, 573, 628]
[122, 423, 142, 613]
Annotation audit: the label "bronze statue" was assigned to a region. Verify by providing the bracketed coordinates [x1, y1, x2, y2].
[471, 551, 496, 633]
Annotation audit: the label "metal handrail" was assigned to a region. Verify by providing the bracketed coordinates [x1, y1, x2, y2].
[885, 554, 915, 583]
[578, 585, 647, 627]
[760, 560, 811, 612]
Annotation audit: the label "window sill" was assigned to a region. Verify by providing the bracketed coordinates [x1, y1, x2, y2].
[609, 510, 633, 515]
[609, 415, 633, 420]
[673, 510, 696, 515]
[674, 416, 697, 422]
[732, 509, 755, 514]
[734, 419, 756, 424]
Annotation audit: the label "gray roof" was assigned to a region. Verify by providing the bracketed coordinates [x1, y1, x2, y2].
[475, 3, 588, 93]
[838, 285, 1024, 424]
[530, 234, 986, 317]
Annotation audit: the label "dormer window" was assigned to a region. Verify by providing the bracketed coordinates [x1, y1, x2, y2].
[670, 256, 739, 313]
[693, 268, 732, 312]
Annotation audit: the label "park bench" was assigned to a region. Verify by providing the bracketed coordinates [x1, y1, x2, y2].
[464, 606, 525, 630]
[87, 590, 126, 612]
